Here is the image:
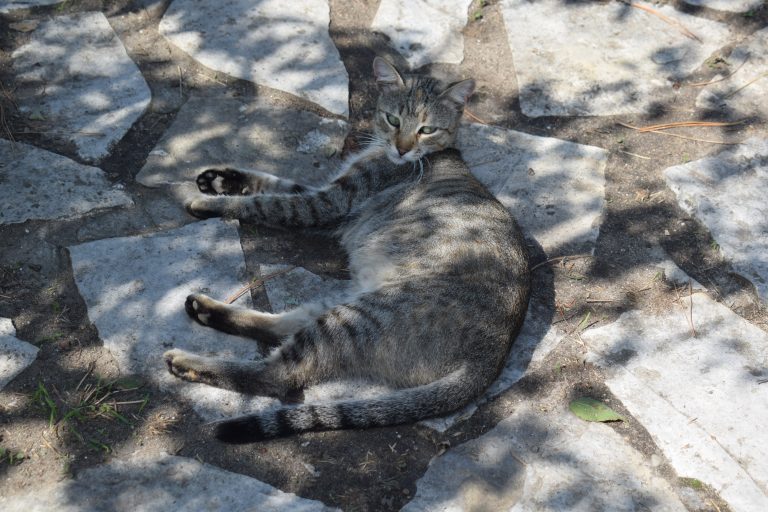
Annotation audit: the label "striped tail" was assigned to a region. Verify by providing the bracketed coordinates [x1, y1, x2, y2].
[213, 367, 476, 443]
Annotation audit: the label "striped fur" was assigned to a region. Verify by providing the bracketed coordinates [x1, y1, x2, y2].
[167, 59, 530, 442]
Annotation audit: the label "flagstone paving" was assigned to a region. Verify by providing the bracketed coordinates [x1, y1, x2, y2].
[696, 26, 768, 120]
[2, 1, 768, 511]
[371, 0, 472, 69]
[664, 137, 768, 302]
[499, 0, 734, 117]
[459, 123, 607, 255]
[0, 139, 134, 225]
[0, 0, 62, 13]
[136, 96, 347, 191]
[12, 12, 151, 162]
[404, 401, 688, 512]
[0, 317, 38, 391]
[159, 0, 349, 117]
[682, 0, 765, 12]
[1, 452, 339, 512]
[583, 293, 768, 511]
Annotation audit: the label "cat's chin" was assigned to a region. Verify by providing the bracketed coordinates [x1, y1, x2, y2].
[386, 151, 418, 165]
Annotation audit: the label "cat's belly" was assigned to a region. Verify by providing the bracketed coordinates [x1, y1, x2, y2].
[348, 248, 399, 292]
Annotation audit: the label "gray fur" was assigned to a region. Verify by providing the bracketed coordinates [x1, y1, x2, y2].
[166, 58, 530, 443]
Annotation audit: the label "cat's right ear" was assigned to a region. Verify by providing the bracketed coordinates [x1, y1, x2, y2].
[373, 57, 405, 91]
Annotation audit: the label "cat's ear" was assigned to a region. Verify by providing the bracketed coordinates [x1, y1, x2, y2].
[373, 57, 405, 91]
[439, 79, 476, 107]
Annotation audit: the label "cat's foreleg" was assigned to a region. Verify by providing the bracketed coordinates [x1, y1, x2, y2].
[196, 168, 310, 196]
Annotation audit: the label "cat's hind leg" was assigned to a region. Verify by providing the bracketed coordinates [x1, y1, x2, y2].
[196, 168, 309, 196]
[186, 292, 326, 344]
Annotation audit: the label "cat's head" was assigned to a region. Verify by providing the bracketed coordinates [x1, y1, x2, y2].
[372, 57, 474, 165]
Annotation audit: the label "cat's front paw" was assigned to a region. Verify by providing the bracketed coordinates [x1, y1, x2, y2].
[163, 349, 212, 384]
[197, 169, 251, 196]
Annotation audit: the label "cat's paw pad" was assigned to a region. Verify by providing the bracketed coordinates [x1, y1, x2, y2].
[185, 293, 212, 325]
[197, 169, 251, 196]
[163, 349, 206, 382]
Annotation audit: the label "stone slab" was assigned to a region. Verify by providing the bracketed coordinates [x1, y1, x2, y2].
[0, 0, 62, 13]
[499, 0, 733, 117]
[68, 219, 272, 421]
[0, 318, 38, 391]
[136, 97, 347, 190]
[403, 401, 687, 511]
[371, 0, 472, 69]
[458, 123, 607, 255]
[0, 139, 134, 225]
[159, 0, 349, 116]
[682, 0, 764, 12]
[12, 12, 151, 162]
[664, 137, 768, 302]
[0, 452, 338, 511]
[696, 27, 768, 120]
[582, 293, 768, 512]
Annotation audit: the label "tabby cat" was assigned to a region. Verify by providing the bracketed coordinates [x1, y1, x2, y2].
[163, 57, 530, 443]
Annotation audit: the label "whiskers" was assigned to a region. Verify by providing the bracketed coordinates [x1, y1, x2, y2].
[353, 131, 387, 149]
[412, 156, 428, 183]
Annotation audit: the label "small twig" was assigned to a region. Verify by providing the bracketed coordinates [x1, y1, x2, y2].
[463, 108, 489, 125]
[224, 266, 297, 304]
[75, 362, 95, 393]
[177, 65, 183, 100]
[586, 299, 614, 303]
[13, 130, 104, 137]
[530, 254, 592, 272]
[685, 280, 697, 337]
[621, 1, 701, 42]
[619, 120, 745, 132]
[110, 399, 148, 406]
[618, 122, 743, 145]
[618, 149, 651, 160]
[757, 378, 768, 385]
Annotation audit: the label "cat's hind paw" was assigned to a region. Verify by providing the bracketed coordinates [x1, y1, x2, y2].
[197, 168, 251, 196]
[186, 197, 223, 219]
[163, 349, 212, 384]
[185, 293, 214, 326]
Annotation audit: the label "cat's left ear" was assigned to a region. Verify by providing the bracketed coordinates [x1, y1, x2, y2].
[439, 79, 476, 107]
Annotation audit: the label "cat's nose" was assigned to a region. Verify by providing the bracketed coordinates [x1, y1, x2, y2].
[397, 147, 409, 156]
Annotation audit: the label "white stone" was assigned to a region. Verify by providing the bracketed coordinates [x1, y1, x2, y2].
[458, 123, 607, 255]
[0, 318, 38, 391]
[499, 0, 733, 117]
[682, 0, 764, 12]
[0, 140, 133, 225]
[0, 0, 62, 13]
[664, 137, 768, 302]
[0, 452, 338, 511]
[159, 0, 349, 116]
[696, 27, 768, 120]
[404, 402, 687, 511]
[136, 97, 348, 190]
[582, 293, 768, 512]
[12, 12, 151, 162]
[648, 245, 705, 291]
[371, 0, 472, 69]
[68, 219, 272, 421]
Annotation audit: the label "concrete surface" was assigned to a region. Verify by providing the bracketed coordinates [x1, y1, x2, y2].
[0, 317, 38, 391]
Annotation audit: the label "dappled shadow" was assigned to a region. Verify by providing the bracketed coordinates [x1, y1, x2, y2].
[1, 0, 767, 510]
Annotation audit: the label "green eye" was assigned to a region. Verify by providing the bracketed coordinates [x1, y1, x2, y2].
[419, 126, 437, 135]
[385, 113, 400, 127]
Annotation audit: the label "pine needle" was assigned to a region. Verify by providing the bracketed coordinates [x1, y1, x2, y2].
[224, 266, 296, 304]
[621, 1, 701, 42]
[463, 108, 489, 125]
[620, 120, 745, 132]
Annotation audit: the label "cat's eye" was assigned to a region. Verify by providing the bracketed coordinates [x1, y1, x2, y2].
[419, 126, 438, 135]
[385, 113, 401, 127]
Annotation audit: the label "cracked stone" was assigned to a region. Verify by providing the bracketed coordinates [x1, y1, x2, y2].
[0, 318, 38, 391]
[159, 0, 349, 116]
[12, 12, 151, 162]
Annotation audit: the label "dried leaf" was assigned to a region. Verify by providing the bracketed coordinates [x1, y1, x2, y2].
[10, 20, 40, 32]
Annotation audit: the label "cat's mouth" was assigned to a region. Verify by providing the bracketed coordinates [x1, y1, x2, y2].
[387, 147, 419, 165]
